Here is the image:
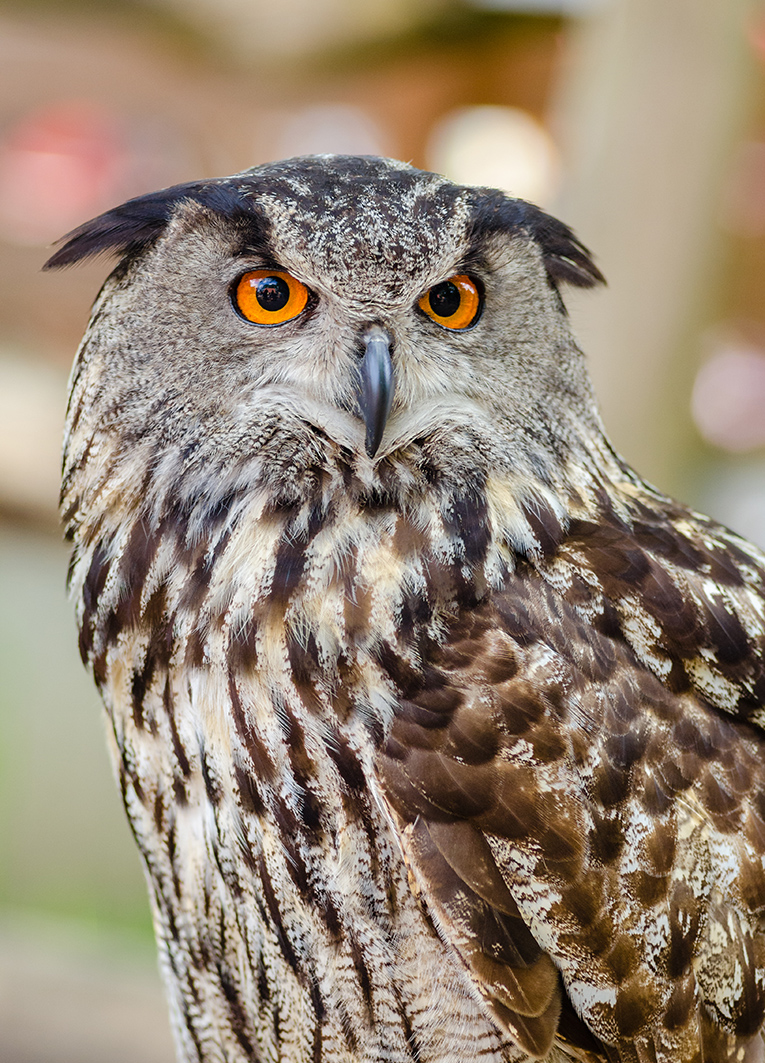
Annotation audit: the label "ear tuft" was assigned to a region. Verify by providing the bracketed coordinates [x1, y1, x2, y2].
[42, 180, 257, 271]
[521, 202, 606, 289]
[471, 193, 606, 293]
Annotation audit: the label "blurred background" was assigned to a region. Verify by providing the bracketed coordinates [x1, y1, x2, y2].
[1, 0, 765, 1058]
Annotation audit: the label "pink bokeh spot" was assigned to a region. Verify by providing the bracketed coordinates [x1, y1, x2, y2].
[0, 102, 127, 246]
[691, 344, 765, 452]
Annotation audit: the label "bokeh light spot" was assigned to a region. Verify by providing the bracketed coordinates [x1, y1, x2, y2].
[0, 102, 127, 246]
[426, 105, 561, 204]
[691, 340, 765, 452]
[271, 103, 387, 160]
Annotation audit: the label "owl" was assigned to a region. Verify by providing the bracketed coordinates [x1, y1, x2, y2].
[47, 155, 765, 1063]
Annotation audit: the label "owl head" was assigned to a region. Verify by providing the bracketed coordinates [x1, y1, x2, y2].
[47, 155, 605, 525]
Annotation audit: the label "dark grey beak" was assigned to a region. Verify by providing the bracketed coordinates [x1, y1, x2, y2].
[358, 325, 394, 458]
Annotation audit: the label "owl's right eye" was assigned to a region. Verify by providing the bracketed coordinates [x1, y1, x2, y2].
[233, 270, 309, 326]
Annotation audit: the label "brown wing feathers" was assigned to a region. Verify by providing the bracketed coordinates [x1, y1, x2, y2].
[379, 600, 572, 1058]
[403, 817, 562, 1057]
[377, 517, 765, 1062]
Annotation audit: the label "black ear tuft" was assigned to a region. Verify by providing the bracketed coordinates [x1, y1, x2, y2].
[43, 179, 256, 270]
[471, 194, 606, 292]
[521, 202, 606, 289]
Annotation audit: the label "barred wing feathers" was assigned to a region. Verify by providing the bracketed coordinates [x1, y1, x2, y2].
[377, 500, 765, 1063]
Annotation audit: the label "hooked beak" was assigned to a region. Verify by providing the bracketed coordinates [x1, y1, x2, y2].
[357, 325, 394, 458]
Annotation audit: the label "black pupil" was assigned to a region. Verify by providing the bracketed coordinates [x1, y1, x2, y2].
[429, 281, 461, 318]
[256, 275, 290, 312]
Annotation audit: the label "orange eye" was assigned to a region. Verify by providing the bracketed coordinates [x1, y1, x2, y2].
[234, 269, 309, 326]
[418, 274, 481, 330]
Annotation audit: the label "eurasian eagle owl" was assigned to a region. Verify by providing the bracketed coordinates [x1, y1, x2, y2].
[47, 155, 765, 1063]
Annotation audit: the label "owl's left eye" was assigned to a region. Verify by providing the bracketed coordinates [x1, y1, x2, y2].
[418, 274, 482, 330]
[233, 270, 309, 326]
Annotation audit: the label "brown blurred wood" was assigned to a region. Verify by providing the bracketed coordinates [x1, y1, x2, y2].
[552, 0, 760, 496]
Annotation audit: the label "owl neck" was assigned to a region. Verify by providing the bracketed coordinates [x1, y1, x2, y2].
[67, 411, 640, 703]
[236, 413, 633, 574]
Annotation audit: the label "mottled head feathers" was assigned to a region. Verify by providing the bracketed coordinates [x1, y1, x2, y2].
[45, 154, 604, 297]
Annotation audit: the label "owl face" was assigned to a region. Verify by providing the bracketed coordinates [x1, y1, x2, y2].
[49, 156, 603, 507]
